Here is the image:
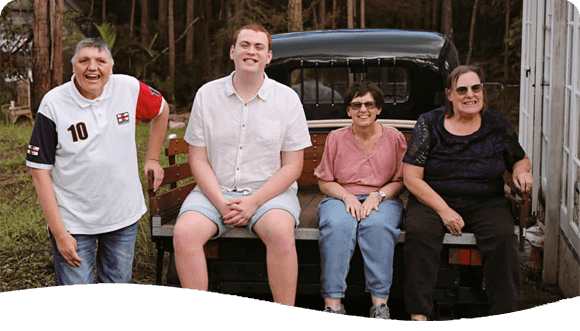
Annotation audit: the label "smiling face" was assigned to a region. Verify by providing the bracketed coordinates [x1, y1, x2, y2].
[72, 46, 113, 100]
[446, 71, 484, 118]
[229, 28, 272, 74]
[347, 92, 382, 128]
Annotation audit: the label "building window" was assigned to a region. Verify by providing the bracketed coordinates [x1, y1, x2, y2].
[562, 2, 580, 239]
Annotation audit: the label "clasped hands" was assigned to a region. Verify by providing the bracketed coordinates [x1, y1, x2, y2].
[219, 196, 259, 227]
[343, 193, 381, 221]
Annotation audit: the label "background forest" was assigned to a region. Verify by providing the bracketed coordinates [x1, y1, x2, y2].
[1, 0, 523, 115]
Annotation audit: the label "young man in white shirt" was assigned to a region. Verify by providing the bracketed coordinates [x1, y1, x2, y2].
[26, 38, 169, 284]
[173, 25, 311, 305]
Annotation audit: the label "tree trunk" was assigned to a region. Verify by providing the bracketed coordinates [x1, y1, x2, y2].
[332, 0, 338, 29]
[130, 0, 136, 37]
[158, 0, 167, 45]
[51, 0, 63, 87]
[202, 0, 211, 79]
[140, 0, 149, 44]
[89, 0, 94, 18]
[102, 0, 106, 22]
[441, 0, 453, 39]
[33, 0, 51, 112]
[504, 0, 511, 81]
[431, 0, 440, 30]
[347, 0, 354, 29]
[168, 0, 175, 101]
[319, 0, 326, 29]
[360, 0, 365, 29]
[185, 0, 194, 64]
[288, 0, 303, 32]
[465, 0, 478, 65]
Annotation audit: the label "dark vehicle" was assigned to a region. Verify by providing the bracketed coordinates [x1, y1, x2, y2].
[149, 29, 529, 319]
[266, 29, 458, 122]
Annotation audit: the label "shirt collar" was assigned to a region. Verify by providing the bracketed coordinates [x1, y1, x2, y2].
[68, 74, 112, 108]
[225, 71, 271, 101]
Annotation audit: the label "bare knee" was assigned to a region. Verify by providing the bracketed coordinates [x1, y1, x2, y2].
[254, 210, 296, 253]
[173, 212, 216, 252]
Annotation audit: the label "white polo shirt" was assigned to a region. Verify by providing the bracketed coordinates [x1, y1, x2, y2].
[184, 72, 311, 193]
[26, 74, 165, 235]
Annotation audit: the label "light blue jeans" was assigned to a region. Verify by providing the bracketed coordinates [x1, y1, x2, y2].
[49, 221, 139, 285]
[318, 196, 402, 299]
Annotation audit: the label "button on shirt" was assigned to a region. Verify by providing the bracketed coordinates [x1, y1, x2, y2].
[184, 72, 312, 192]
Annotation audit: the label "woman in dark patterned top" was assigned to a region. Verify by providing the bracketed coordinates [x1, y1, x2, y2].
[402, 66, 533, 320]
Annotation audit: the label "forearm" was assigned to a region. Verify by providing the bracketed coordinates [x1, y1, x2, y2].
[318, 180, 350, 200]
[405, 176, 451, 214]
[29, 168, 68, 238]
[190, 156, 228, 212]
[403, 164, 453, 215]
[251, 152, 303, 207]
[512, 155, 531, 176]
[380, 180, 405, 199]
[145, 102, 169, 162]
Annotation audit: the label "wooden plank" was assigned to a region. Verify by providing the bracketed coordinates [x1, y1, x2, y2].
[150, 182, 196, 215]
[166, 138, 189, 156]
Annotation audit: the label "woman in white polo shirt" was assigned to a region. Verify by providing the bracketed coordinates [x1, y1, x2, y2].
[26, 38, 169, 285]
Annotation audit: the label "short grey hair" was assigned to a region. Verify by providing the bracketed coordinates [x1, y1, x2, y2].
[71, 38, 114, 66]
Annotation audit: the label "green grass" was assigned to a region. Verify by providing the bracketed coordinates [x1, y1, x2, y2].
[0, 121, 186, 291]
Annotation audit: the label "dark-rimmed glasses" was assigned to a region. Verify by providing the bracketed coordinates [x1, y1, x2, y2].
[349, 101, 377, 110]
[452, 83, 484, 95]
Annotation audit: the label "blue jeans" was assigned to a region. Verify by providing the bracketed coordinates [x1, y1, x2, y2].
[318, 196, 402, 299]
[49, 221, 139, 285]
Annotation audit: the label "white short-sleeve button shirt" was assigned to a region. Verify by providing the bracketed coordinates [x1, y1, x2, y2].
[184, 72, 312, 192]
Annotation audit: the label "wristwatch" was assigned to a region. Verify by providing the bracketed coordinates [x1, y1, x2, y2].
[372, 191, 386, 201]
[379, 190, 386, 200]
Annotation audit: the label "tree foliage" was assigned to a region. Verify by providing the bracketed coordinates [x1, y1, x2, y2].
[5, 0, 524, 111]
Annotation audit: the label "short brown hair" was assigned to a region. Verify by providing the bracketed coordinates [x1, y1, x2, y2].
[344, 81, 384, 114]
[232, 24, 272, 51]
[445, 65, 487, 117]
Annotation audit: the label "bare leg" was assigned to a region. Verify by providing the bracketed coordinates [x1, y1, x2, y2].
[173, 211, 217, 290]
[253, 209, 298, 306]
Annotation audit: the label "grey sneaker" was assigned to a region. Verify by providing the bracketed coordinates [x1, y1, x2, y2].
[323, 305, 346, 315]
[370, 303, 390, 319]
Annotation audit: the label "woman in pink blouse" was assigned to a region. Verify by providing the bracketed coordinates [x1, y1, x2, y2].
[314, 82, 407, 319]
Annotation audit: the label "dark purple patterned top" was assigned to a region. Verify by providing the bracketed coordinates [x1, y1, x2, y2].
[403, 107, 526, 210]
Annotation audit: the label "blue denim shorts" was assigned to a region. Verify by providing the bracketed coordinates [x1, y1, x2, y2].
[178, 187, 301, 239]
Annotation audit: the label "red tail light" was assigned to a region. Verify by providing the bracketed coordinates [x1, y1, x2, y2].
[449, 247, 483, 266]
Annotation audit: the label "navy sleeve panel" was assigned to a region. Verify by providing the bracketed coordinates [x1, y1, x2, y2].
[26, 112, 57, 166]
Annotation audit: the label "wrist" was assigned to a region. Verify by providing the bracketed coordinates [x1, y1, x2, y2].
[371, 190, 386, 201]
[342, 191, 352, 202]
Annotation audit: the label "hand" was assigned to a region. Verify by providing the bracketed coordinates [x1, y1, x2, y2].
[360, 194, 381, 220]
[343, 194, 381, 222]
[144, 159, 164, 192]
[343, 193, 364, 221]
[223, 196, 259, 227]
[439, 208, 464, 237]
[513, 170, 533, 195]
[54, 232, 83, 267]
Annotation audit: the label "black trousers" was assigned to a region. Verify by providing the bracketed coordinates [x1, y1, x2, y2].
[403, 196, 521, 317]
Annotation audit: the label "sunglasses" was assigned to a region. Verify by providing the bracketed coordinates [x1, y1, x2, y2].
[349, 101, 377, 110]
[452, 83, 484, 95]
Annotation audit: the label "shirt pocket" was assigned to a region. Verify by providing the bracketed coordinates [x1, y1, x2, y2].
[257, 118, 281, 147]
